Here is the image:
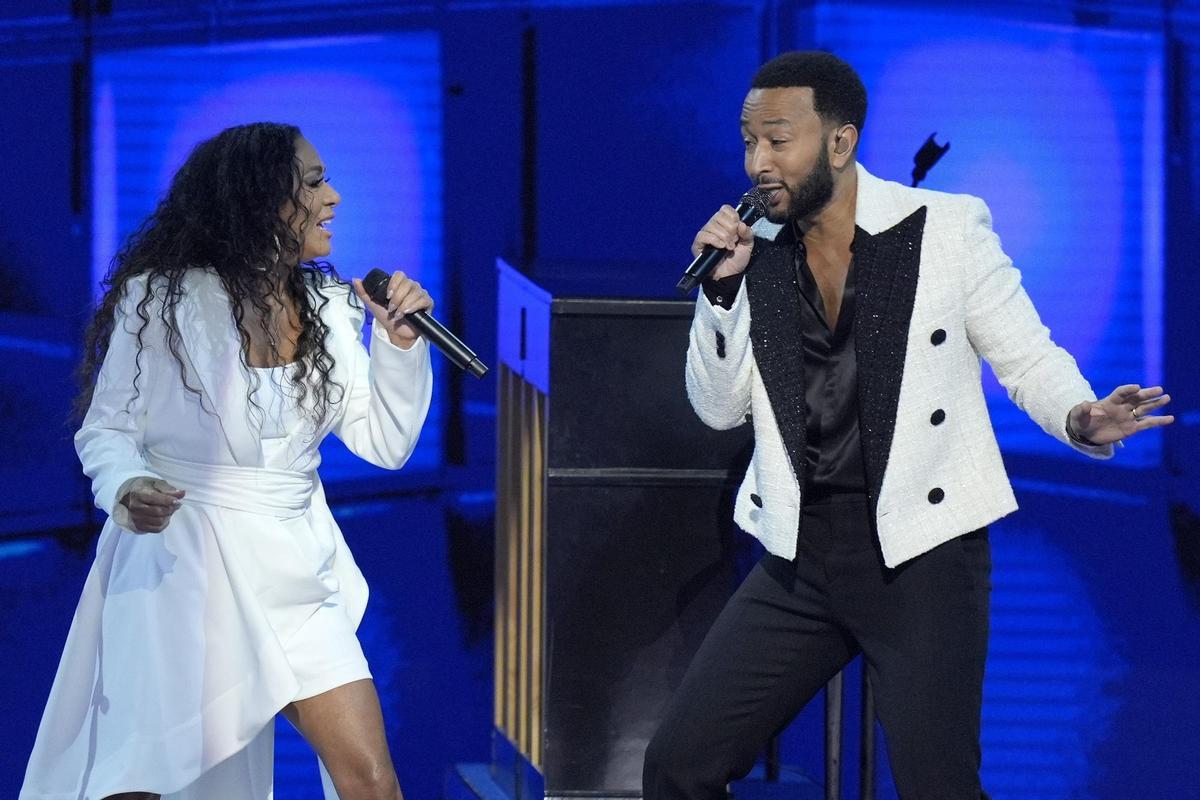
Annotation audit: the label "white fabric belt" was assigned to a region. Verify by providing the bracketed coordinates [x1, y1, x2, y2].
[147, 450, 315, 518]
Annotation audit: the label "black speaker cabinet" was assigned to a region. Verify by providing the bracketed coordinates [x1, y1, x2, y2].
[493, 260, 754, 799]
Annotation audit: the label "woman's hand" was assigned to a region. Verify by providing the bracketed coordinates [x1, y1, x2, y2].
[352, 270, 435, 348]
[119, 477, 185, 533]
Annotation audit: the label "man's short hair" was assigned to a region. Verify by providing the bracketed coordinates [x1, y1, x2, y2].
[751, 51, 867, 133]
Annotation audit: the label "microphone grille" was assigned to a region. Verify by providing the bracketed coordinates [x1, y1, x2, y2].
[739, 186, 771, 223]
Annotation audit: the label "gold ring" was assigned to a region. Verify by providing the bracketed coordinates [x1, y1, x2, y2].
[1131, 407, 1140, 420]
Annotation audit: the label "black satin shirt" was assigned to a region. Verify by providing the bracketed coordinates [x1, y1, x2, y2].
[703, 226, 868, 500]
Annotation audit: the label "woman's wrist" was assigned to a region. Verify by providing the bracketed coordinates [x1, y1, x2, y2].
[386, 329, 420, 350]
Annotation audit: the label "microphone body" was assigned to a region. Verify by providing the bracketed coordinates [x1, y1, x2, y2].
[675, 187, 770, 294]
[362, 268, 488, 378]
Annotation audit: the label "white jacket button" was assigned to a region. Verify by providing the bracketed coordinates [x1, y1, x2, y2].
[750, 493, 763, 508]
[928, 487, 945, 504]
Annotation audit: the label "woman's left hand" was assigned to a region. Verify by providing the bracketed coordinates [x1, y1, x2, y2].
[352, 270, 435, 348]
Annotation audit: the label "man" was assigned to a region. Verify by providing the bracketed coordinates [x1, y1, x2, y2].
[642, 51, 1173, 799]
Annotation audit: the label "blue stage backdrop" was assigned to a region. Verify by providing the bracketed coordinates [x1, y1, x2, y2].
[813, 3, 1164, 466]
[91, 32, 445, 478]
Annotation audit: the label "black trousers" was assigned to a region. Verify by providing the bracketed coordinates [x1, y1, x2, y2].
[643, 496, 991, 800]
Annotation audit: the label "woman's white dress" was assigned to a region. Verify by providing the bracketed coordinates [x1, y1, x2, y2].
[19, 269, 432, 800]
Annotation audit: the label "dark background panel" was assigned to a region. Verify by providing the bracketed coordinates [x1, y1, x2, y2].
[542, 480, 754, 793]
[531, 3, 761, 276]
[547, 303, 754, 471]
[0, 60, 89, 320]
[441, 8, 526, 467]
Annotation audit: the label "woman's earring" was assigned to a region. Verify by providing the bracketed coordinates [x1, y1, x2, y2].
[253, 234, 281, 272]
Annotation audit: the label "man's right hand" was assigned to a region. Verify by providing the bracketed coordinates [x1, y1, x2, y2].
[692, 205, 755, 281]
[119, 477, 185, 533]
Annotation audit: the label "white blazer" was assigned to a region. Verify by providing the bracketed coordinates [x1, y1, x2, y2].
[686, 163, 1112, 568]
[22, 268, 432, 800]
[77, 268, 432, 513]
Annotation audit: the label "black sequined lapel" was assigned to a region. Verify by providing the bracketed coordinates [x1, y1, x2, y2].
[745, 235, 807, 489]
[853, 206, 927, 510]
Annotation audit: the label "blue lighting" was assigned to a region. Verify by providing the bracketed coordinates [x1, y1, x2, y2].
[982, 521, 1126, 798]
[0, 540, 46, 560]
[814, 3, 1164, 465]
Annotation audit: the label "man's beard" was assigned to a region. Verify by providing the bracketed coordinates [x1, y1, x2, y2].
[765, 146, 835, 224]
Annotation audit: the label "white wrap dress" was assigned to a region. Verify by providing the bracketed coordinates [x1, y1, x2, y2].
[20, 268, 433, 800]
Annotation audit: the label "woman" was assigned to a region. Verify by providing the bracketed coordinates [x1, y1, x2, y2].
[21, 123, 431, 800]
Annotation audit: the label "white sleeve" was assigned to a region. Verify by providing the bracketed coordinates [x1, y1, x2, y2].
[74, 284, 166, 524]
[684, 283, 754, 431]
[961, 196, 1112, 459]
[330, 316, 434, 470]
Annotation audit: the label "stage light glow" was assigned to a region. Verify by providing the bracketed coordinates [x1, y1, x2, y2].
[816, 4, 1164, 465]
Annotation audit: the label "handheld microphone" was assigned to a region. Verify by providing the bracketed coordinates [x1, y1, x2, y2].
[675, 187, 771, 295]
[362, 268, 488, 379]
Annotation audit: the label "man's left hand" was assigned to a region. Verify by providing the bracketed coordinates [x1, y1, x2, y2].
[1068, 384, 1175, 445]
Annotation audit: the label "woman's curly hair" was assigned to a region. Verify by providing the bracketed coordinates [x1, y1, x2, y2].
[75, 122, 350, 427]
